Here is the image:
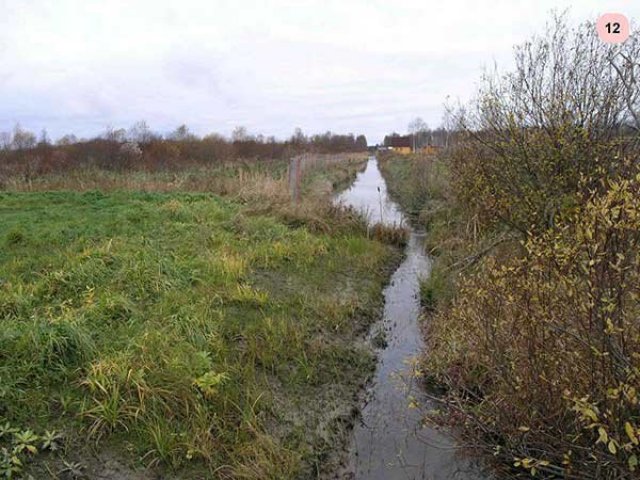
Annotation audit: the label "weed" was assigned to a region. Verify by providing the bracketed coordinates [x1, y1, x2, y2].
[0, 447, 23, 479]
[4, 229, 25, 246]
[59, 460, 85, 479]
[40, 431, 63, 452]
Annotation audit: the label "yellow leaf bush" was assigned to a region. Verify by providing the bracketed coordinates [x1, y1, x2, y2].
[426, 171, 640, 478]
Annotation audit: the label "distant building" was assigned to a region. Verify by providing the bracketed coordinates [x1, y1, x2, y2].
[385, 135, 412, 154]
[419, 145, 442, 155]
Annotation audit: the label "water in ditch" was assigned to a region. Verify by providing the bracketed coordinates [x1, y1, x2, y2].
[333, 156, 489, 480]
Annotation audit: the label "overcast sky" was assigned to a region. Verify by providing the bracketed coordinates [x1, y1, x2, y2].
[1, 0, 638, 144]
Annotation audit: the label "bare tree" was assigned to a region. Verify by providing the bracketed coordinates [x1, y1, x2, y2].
[38, 129, 50, 147]
[231, 126, 250, 142]
[12, 124, 37, 150]
[169, 124, 196, 141]
[104, 125, 127, 143]
[128, 120, 154, 144]
[0, 131, 11, 150]
[290, 127, 306, 145]
[56, 134, 78, 146]
[408, 117, 430, 150]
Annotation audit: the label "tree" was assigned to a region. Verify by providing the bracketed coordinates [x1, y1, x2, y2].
[231, 126, 249, 142]
[450, 13, 640, 234]
[426, 14, 640, 479]
[56, 134, 78, 146]
[408, 117, 430, 149]
[104, 126, 127, 143]
[408, 117, 428, 134]
[38, 129, 50, 147]
[128, 120, 154, 144]
[0, 131, 11, 150]
[383, 132, 400, 147]
[12, 124, 36, 150]
[290, 127, 306, 146]
[169, 124, 196, 142]
[203, 132, 226, 142]
[440, 108, 457, 148]
[355, 134, 367, 150]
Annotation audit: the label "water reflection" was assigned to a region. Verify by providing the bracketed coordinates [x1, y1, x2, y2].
[335, 157, 406, 226]
[332, 156, 489, 480]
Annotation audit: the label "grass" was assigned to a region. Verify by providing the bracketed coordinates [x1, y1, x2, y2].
[0, 156, 399, 478]
[377, 154, 434, 227]
[1, 159, 288, 194]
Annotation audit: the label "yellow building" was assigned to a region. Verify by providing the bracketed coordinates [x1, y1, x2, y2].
[387, 135, 412, 154]
[419, 145, 441, 155]
[392, 146, 412, 154]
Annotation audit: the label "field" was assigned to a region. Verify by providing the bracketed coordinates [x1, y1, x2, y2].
[0, 158, 401, 478]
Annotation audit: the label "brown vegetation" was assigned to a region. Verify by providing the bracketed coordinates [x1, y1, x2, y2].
[380, 15, 640, 479]
[0, 124, 367, 189]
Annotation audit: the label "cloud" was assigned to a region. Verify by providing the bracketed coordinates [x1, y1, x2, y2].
[1, 0, 638, 143]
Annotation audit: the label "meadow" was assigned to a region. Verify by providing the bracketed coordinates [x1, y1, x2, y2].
[0, 155, 401, 478]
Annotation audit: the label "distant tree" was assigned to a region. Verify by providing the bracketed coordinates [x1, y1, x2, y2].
[383, 132, 400, 147]
[169, 124, 196, 142]
[290, 127, 306, 144]
[440, 109, 456, 147]
[38, 129, 51, 147]
[104, 126, 127, 143]
[231, 126, 250, 142]
[119, 141, 142, 159]
[203, 132, 226, 142]
[128, 120, 154, 144]
[0, 131, 11, 150]
[355, 134, 368, 150]
[408, 117, 428, 134]
[56, 134, 78, 146]
[12, 124, 36, 150]
[408, 117, 430, 149]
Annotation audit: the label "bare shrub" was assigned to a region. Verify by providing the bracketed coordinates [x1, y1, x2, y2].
[450, 14, 640, 235]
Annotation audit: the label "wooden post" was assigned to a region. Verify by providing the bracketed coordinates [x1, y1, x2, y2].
[288, 156, 301, 203]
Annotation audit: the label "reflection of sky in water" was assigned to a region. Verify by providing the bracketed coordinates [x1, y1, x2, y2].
[333, 157, 490, 480]
[335, 157, 406, 226]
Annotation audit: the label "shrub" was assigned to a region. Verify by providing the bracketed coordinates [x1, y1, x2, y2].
[449, 15, 640, 236]
[421, 14, 640, 479]
[427, 171, 640, 478]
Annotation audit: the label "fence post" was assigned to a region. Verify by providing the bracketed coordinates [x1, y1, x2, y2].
[296, 156, 302, 202]
[288, 156, 301, 203]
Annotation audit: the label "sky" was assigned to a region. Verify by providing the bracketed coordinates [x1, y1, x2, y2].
[1, 0, 639, 144]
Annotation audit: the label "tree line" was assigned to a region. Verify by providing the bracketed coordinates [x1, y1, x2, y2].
[0, 122, 367, 181]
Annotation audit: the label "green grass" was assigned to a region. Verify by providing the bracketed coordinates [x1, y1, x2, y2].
[0, 190, 395, 478]
[377, 155, 432, 226]
[378, 153, 467, 309]
[300, 157, 367, 197]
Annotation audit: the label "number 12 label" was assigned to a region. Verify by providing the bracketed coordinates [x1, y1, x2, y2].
[597, 13, 630, 43]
